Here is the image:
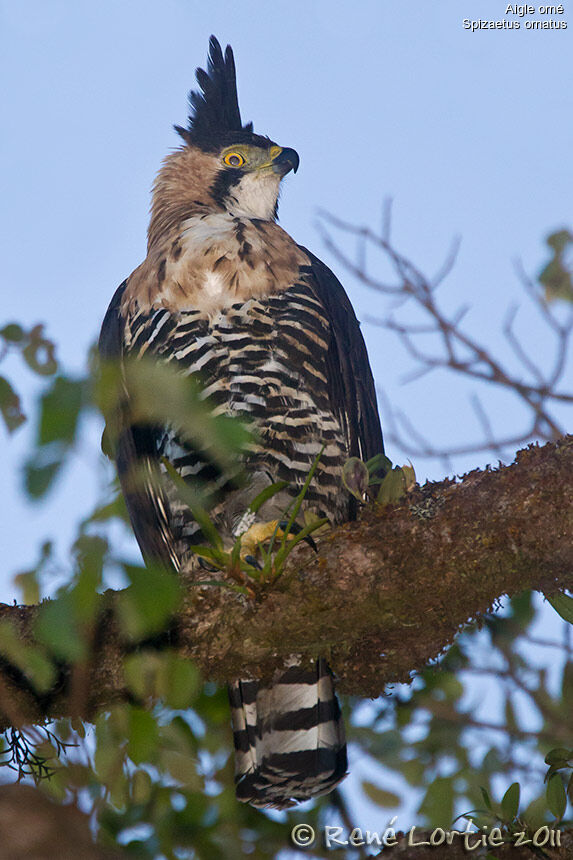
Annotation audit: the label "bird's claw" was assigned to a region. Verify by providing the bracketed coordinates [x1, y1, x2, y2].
[239, 518, 317, 564]
[277, 520, 318, 553]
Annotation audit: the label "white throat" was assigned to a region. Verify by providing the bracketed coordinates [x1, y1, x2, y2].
[224, 172, 281, 220]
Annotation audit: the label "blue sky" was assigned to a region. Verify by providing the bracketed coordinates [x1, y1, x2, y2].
[1, 0, 572, 836]
[2, 0, 571, 602]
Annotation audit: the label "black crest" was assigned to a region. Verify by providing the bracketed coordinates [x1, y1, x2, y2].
[175, 36, 256, 151]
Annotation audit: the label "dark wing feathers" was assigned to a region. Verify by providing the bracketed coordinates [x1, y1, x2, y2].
[98, 281, 178, 571]
[98, 280, 126, 363]
[115, 425, 180, 572]
[299, 247, 385, 469]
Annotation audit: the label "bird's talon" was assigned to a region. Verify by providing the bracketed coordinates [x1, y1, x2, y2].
[277, 520, 317, 552]
[239, 519, 281, 559]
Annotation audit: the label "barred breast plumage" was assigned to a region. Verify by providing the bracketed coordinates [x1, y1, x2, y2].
[123, 278, 351, 559]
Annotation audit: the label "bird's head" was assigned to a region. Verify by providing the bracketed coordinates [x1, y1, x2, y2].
[205, 141, 299, 220]
[148, 37, 299, 246]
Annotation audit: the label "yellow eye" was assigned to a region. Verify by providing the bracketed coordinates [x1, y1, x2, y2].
[223, 152, 245, 167]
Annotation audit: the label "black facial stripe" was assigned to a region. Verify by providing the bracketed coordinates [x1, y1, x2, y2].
[210, 168, 243, 208]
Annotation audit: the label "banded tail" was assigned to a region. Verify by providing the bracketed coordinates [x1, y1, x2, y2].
[228, 659, 347, 809]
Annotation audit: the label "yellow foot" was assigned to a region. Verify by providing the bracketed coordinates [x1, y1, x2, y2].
[239, 519, 283, 559]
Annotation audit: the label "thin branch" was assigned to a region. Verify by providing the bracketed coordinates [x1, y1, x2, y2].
[318, 211, 573, 464]
[503, 304, 545, 385]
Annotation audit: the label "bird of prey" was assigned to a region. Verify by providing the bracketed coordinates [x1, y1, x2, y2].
[99, 36, 384, 809]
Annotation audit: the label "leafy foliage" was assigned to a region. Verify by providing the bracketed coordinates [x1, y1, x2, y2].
[341, 452, 414, 505]
[97, 357, 252, 474]
[539, 229, 573, 304]
[0, 323, 57, 433]
[349, 591, 573, 843]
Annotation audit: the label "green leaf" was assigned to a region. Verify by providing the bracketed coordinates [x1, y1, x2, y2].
[419, 776, 454, 827]
[366, 453, 393, 476]
[546, 774, 567, 820]
[123, 651, 199, 710]
[161, 655, 200, 710]
[544, 747, 572, 766]
[124, 652, 163, 700]
[34, 593, 88, 662]
[13, 570, 40, 605]
[83, 494, 129, 525]
[98, 357, 251, 473]
[162, 715, 199, 751]
[567, 772, 573, 805]
[341, 457, 369, 500]
[160, 749, 201, 789]
[561, 661, 573, 712]
[453, 808, 492, 829]
[93, 736, 125, 788]
[272, 517, 328, 573]
[401, 462, 416, 490]
[0, 620, 56, 692]
[247, 480, 289, 515]
[400, 758, 425, 785]
[508, 590, 535, 626]
[546, 593, 573, 625]
[377, 466, 411, 505]
[0, 376, 26, 432]
[13, 542, 52, 604]
[38, 376, 85, 446]
[276, 445, 324, 564]
[439, 674, 464, 702]
[523, 795, 551, 833]
[70, 536, 106, 624]
[480, 786, 493, 810]
[24, 450, 65, 499]
[504, 697, 518, 734]
[128, 707, 159, 765]
[362, 780, 400, 808]
[22, 325, 57, 376]
[500, 782, 520, 821]
[131, 769, 153, 804]
[94, 713, 122, 782]
[539, 229, 573, 303]
[0, 323, 24, 343]
[117, 564, 181, 640]
[185, 545, 226, 563]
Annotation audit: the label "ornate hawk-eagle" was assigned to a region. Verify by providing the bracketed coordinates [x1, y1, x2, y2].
[99, 36, 384, 809]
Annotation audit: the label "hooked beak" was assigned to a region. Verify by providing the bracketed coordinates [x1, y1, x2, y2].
[272, 147, 300, 177]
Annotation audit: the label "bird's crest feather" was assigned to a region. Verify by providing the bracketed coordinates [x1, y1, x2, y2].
[175, 36, 254, 150]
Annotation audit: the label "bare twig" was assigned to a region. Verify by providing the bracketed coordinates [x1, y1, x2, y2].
[318, 211, 573, 467]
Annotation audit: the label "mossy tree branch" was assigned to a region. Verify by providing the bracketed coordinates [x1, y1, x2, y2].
[0, 436, 571, 730]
